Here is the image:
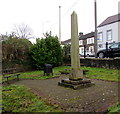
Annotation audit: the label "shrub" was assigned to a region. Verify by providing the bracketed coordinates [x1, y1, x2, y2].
[30, 33, 63, 70]
[2, 36, 33, 70]
[62, 44, 71, 65]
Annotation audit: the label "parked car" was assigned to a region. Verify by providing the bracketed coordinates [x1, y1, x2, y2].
[97, 42, 120, 58]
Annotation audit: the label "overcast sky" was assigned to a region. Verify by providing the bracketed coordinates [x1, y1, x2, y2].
[0, 0, 120, 43]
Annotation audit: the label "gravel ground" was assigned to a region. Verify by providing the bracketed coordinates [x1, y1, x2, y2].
[12, 75, 119, 112]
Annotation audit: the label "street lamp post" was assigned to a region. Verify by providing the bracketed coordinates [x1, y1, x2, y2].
[59, 6, 61, 44]
[94, 0, 98, 57]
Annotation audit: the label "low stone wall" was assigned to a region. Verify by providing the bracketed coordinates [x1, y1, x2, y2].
[80, 58, 120, 69]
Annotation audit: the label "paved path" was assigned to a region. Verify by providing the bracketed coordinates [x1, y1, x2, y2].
[13, 75, 119, 112]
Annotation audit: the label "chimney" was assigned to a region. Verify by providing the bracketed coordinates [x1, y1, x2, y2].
[79, 32, 83, 38]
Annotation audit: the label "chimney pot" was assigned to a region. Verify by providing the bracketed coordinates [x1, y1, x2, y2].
[79, 32, 83, 37]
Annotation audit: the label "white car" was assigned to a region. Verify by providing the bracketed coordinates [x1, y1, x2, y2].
[80, 51, 95, 57]
[86, 51, 95, 57]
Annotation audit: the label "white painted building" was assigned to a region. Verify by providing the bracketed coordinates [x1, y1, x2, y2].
[62, 2, 120, 55]
[97, 1, 120, 51]
[79, 32, 95, 56]
[97, 14, 120, 50]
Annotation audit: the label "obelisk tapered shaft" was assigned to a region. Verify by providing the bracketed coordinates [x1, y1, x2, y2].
[71, 11, 80, 69]
[70, 11, 83, 80]
[58, 11, 94, 89]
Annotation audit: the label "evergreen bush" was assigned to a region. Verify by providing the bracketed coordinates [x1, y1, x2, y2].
[30, 33, 63, 70]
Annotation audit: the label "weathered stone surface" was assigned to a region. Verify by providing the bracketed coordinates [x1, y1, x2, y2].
[58, 79, 95, 90]
[80, 58, 120, 69]
[70, 11, 83, 79]
[61, 78, 91, 85]
[58, 11, 94, 89]
[69, 69, 83, 80]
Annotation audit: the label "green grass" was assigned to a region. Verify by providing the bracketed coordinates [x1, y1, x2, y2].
[81, 66, 120, 82]
[20, 66, 71, 80]
[2, 66, 119, 112]
[2, 66, 71, 83]
[2, 84, 62, 112]
[2, 66, 119, 82]
[108, 102, 120, 113]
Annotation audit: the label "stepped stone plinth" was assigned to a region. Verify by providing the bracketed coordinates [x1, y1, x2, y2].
[58, 78, 94, 90]
[58, 11, 94, 89]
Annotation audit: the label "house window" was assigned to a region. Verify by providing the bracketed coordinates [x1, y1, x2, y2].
[89, 46, 94, 53]
[79, 40, 83, 45]
[98, 32, 103, 42]
[86, 47, 89, 53]
[87, 38, 90, 44]
[107, 30, 112, 41]
[79, 47, 84, 55]
[87, 38, 94, 44]
[90, 38, 94, 44]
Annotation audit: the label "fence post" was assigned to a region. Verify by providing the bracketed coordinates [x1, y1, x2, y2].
[106, 42, 108, 58]
[84, 45, 86, 58]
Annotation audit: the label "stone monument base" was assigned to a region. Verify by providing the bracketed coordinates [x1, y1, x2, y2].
[58, 78, 94, 90]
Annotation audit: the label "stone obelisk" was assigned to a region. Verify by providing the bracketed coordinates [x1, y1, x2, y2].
[58, 11, 94, 89]
[70, 11, 83, 80]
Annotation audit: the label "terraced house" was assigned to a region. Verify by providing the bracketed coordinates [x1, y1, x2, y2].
[97, 13, 120, 51]
[61, 32, 95, 57]
[62, 13, 120, 56]
[79, 32, 95, 56]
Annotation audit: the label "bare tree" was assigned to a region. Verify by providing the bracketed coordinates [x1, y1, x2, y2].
[12, 23, 34, 39]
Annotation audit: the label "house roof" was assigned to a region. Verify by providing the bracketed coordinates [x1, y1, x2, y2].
[61, 32, 95, 45]
[61, 39, 71, 45]
[98, 13, 120, 27]
[79, 32, 94, 40]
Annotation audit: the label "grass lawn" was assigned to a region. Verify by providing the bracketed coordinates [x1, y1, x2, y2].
[81, 66, 120, 82]
[2, 66, 119, 82]
[2, 66, 71, 83]
[20, 66, 119, 82]
[2, 66, 120, 113]
[2, 84, 62, 112]
[20, 66, 71, 79]
[108, 102, 120, 113]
